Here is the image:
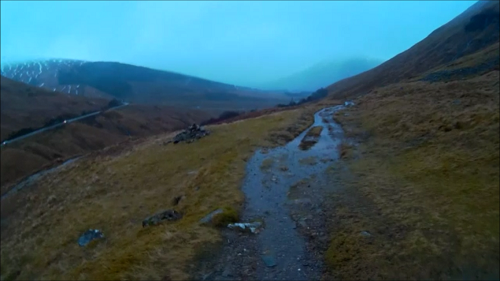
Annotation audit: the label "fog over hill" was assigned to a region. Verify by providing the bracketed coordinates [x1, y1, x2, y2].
[259, 57, 383, 92]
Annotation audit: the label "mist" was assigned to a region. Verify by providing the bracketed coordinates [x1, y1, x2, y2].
[1, 1, 475, 87]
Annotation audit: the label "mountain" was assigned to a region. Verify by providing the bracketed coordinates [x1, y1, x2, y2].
[326, 0, 499, 99]
[0, 60, 290, 111]
[259, 57, 383, 92]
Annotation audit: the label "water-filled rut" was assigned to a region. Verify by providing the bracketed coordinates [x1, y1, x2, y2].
[197, 105, 345, 280]
[241, 105, 344, 280]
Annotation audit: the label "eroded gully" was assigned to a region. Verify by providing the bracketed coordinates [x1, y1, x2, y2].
[193, 105, 345, 281]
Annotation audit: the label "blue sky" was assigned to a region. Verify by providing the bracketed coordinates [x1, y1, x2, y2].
[1, 1, 475, 87]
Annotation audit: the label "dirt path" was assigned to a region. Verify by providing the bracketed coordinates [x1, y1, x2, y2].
[192, 106, 345, 280]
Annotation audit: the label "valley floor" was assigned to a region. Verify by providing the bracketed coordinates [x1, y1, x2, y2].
[1, 72, 498, 281]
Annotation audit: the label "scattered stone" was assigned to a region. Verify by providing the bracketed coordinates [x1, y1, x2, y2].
[199, 208, 224, 224]
[286, 198, 313, 206]
[222, 268, 233, 278]
[360, 231, 372, 237]
[228, 222, 264, 234]
[173, 123, 210, 144]
[261, 252, 277, 267]
[142, 209, 182, 227]
[344, 101, 355, 107]
[78, 229, 104, 247]
[298, 219, 308, 228]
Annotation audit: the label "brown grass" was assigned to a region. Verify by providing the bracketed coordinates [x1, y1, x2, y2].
[337, 142, 353, 159]
[0, 105, 318, 280]
[324, 71, 500, 280]
[0, 104, 212, 190]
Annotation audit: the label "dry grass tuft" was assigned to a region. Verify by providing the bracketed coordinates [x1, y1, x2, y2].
[337, 142, 353, 159]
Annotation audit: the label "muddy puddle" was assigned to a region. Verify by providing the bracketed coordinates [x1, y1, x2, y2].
[241, 106, 344, 280]
[197, 106, 345, 280]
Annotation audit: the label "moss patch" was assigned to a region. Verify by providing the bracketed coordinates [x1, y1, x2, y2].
[211, 206, 240, 227]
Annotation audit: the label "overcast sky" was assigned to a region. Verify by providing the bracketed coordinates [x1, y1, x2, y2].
[1, 1, 475, 87]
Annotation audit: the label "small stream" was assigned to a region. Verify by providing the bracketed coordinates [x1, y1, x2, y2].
[240, 105, 345, 280]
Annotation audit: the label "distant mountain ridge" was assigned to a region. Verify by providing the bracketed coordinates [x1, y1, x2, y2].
[259, 57, 383, 92]
[0, 59, 290, 111]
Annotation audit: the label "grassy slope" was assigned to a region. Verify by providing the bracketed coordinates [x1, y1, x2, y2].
[0, 104, 325, 280]
[320, 4, 500, 277]
[0, 104, 212, 191]
[325, 70, 499, 279]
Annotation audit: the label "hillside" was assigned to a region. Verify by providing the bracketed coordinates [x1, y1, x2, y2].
[320, 1, 500, 279]
[0, 77, 212, 189]
[0, 76, 111, 141]
[1, 60, 290, 111]
[326, 0, 499, 99]
[261, 57, 382, 92]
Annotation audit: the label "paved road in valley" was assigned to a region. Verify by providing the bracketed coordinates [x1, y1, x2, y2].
[1, 102, 130, 147]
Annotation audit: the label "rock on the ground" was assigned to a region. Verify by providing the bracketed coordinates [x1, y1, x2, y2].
[228, 222, 264, 234]
[199, 208, 224, 225]
[142, 209, 183, 227]
[78, 229, 104, 246]
[261, 252, 277, 267]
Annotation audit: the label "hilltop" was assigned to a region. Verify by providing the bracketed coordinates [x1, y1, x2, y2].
[1, 60, 290, 112]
